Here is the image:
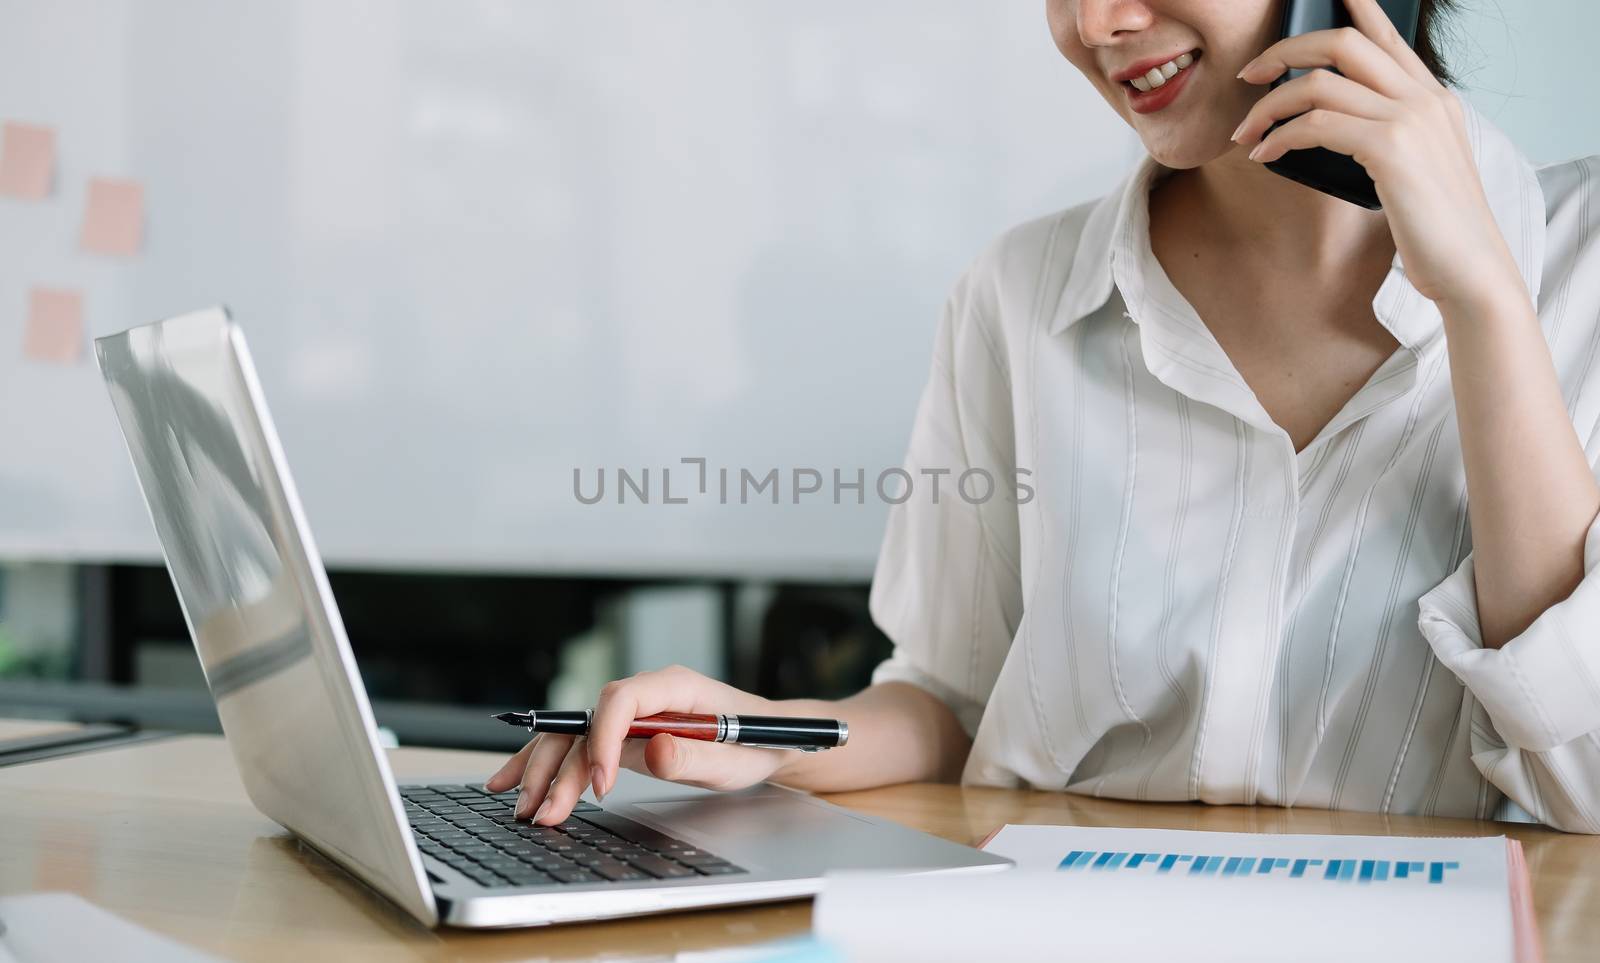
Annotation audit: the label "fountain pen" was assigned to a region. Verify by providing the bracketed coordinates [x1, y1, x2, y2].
[492, 709, 848, 752]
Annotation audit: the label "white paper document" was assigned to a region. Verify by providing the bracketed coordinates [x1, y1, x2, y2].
[0, 893, 220, 963]
[813, 825, 1522, 963]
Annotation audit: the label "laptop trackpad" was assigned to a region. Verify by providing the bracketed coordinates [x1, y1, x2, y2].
[628, 794, 920, 874]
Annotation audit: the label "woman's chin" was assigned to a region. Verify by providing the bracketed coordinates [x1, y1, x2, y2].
[1138, 135, 1241, 171]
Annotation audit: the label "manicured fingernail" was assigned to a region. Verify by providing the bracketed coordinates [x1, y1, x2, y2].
[514, 789, 531, 818]
[591, 764, 606, 801]
[1230, 119, 1247, 142]
[532, 799, 552, 824]
[1247, 143, 1266, 162]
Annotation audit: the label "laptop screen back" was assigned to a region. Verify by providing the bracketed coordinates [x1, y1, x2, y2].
[95, 307, 436, 926]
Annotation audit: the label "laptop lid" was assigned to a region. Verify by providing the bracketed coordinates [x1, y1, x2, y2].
[95, 307, 438, 926]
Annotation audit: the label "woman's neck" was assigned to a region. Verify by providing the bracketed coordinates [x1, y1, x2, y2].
[1155, 149, 1395, 278]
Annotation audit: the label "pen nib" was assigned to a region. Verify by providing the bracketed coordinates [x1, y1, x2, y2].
[492, 711, 522, 724]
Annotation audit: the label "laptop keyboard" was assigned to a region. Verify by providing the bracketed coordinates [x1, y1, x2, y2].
[400, 784, 747, 888]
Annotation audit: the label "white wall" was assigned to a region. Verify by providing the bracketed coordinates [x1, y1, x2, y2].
[0, 1, 1135, 579]
[0, 1, 1593, 580]
[1452, 1, 1600, 165]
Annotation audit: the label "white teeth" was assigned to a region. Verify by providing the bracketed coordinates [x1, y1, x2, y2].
[1127, 51, 1197, 93]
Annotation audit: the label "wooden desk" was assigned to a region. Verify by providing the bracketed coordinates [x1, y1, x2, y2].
[2, 733, 1596, 961]
[0, 718, 82, 742]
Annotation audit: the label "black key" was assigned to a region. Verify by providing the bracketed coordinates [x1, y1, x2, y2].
[466, 869, 508, 887]
[549, 868, 600, 884]
[500, 868, 555, 886]
[692, 862, 746, 876]
[520, 848, 570, 863]
[589, 861, 649, 881]
[625, 854, 697, 879]
[571, 800, 602, 813]
[578, 812, 685, 852]
[567, 851, 607, 867]
[676, 851, 733, 867]
[524, 857, 572, 873]
[479, 860, 524, 874]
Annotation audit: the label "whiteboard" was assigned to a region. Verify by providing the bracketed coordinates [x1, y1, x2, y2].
[0, 0, 1137, 578]
[9, 3, 1585, 580]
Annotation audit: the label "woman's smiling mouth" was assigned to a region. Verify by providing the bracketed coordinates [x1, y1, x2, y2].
[1116, 48, 1202, 114]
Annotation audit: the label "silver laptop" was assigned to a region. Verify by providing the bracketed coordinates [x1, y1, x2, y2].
[94, 307, 1008, 928]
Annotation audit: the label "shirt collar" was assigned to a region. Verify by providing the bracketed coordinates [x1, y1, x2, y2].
[1047, 90, 1547, 345]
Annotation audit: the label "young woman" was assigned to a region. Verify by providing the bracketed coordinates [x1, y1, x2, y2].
[490, 0, 1600, 833]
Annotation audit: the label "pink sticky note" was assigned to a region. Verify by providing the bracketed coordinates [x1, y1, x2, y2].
[23, 287, 85, 364]
[80, 177, 144, 256]
[0, 122, 55, 199]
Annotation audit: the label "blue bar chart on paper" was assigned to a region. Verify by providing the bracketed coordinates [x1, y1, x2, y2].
[1056, 848, 1462, 884]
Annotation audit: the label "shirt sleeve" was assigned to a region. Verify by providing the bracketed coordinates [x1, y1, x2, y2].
[1415, 424, 1600, 835]
[868, 262, 1024, 738]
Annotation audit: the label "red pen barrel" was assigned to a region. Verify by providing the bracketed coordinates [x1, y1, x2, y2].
[625, 711, 721, 742]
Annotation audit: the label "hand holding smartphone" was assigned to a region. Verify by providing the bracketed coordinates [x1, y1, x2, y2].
[1265, 0, 1423, 209]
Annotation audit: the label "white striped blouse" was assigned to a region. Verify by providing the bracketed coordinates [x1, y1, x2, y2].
[869, 92, 1600, 833]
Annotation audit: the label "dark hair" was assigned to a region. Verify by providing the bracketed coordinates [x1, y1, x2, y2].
[1416, 0, 1460, 86]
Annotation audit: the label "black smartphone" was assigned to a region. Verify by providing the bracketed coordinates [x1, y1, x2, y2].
[1265, 0, 1423, 209]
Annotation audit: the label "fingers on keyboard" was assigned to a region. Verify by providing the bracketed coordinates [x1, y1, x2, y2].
[401, 784, 746, 888]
